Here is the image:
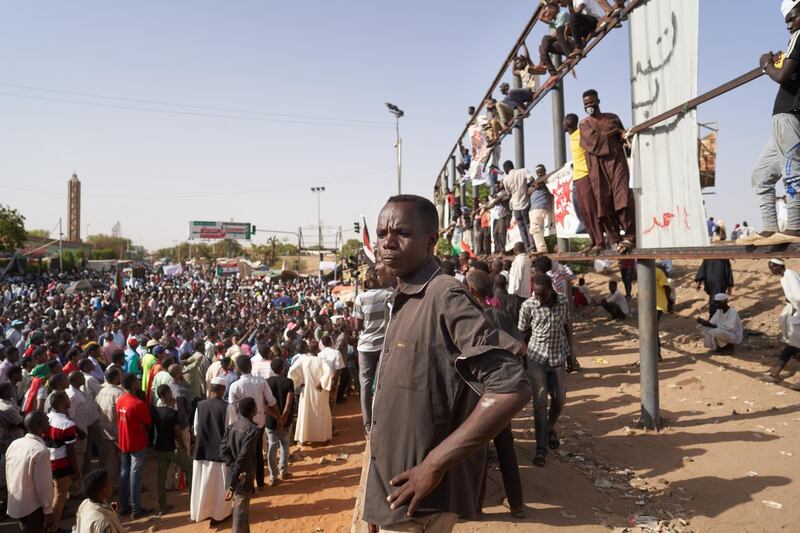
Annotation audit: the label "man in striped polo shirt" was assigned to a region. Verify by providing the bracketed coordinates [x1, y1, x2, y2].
[46, 391, 81, 533]
[352, 264, 395, 434]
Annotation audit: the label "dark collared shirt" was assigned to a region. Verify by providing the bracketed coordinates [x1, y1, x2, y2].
[220, 417, 259, 494]
[363, 258, 527, 526]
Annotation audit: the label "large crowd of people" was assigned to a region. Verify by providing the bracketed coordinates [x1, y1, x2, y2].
[0, 266, 360, 532]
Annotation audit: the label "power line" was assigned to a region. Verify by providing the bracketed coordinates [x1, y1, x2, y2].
[0, 90, 393, 129]
[0, 168, 394, 201]
[0, 81, 392, 126]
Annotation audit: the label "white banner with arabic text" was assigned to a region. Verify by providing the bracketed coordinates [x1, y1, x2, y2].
[629, 0, 708, 248]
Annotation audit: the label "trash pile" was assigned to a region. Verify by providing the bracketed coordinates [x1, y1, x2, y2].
[555, 420, 696, 533]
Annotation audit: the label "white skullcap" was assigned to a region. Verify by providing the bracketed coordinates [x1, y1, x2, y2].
[782, 0, 800, 17]
[211, 376, 228, 386]
[713, 293, 729, 302]
[770, 258, 786, 266]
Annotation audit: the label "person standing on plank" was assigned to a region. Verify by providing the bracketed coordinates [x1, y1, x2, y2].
[579, 89, 636, 253]
[565, 113, 606, 253]
[741, 2, 800, 245]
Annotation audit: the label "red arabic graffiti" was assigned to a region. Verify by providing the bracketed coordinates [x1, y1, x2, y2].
[643, 206, 692, 235]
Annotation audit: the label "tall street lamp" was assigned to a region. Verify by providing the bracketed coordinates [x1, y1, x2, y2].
[311, 186, 326, 281]
[386, 102, 404, 194]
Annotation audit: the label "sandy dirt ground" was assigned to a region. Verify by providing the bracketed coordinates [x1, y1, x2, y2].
[3, 258, 798, 533]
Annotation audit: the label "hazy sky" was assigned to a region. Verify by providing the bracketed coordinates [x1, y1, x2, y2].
[0, 1, 785, 250]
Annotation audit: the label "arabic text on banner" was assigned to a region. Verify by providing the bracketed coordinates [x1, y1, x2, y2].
[629, 0, 708, 248]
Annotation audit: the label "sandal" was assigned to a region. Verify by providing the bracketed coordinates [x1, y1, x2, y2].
[760, 374, 782, 384]
[548, 431, 560, 450]
[532, 452, 546, 467]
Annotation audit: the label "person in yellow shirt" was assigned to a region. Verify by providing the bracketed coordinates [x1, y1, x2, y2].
[655, 264, 671, 360]
[564, 113, 605, 253]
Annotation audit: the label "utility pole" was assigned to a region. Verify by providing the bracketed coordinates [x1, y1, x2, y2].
[513, 75, 525, 169]
[386, 102, 404, 194]
[551, 55, 569, 254]
[58, 218, 63, 272]
[311, 187, 326, 282]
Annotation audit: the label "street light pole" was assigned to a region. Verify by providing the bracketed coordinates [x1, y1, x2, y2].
[386, 102, 404, 195]
[311, 186, 326, 283]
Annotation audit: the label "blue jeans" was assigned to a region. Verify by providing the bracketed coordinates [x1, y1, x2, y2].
[120, 450, 146, 512]
[513, 209, 533, 252]
[266, 427, 290, 481]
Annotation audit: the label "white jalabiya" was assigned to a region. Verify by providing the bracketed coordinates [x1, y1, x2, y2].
[288, 353, 333, 443]
[189, 460, 231, 522]
[189, 411, 232, 522]
[697, 307, 743, 350]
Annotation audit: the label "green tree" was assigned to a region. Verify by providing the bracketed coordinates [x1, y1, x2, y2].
[86, 234, 132, 259]
[27, 229, 51, 239]
[62, 251, 76, 271]
[341, 239, 362, 258]
[0, 204, 26, 253]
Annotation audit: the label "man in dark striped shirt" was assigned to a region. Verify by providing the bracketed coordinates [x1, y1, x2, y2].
[47, 391, 80, 533]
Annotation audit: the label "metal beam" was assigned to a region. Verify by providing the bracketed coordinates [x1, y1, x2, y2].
[549, 243, 800, 262]
[630, 67, 765, 135]
[434, 3, 546, 183]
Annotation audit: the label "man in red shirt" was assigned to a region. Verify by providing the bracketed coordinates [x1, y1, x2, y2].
[116, 373, 152, 518]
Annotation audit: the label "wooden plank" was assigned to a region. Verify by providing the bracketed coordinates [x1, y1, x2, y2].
[549, 243, 800, 262]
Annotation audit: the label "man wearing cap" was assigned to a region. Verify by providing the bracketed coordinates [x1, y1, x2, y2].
[696, 294, 744, 352]
[695, 259, 735, 320]
[4, 320, 24, 350]
[741, 2, 800, 245]
[124, 338, 141, 377]
[766, 258, 800, 386]
[141, 341, 159, 385]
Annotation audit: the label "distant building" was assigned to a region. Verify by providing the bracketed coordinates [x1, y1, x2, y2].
[67, 172, 81, 242]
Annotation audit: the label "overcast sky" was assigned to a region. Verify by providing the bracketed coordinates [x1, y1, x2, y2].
[0, 1, 783, 250]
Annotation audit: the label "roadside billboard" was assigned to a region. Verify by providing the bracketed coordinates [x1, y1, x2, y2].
[189, 221, 252, 240]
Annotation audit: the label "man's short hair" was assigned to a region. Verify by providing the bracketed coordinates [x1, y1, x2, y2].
[502, 160, 514, 172]
[386, 195, 439, 235]
[466, 270, 492, 299]
[121, 372, 138, 391]
[320, 335, 333, 348]
[83, 469, 109, 501]
[104, 366, 122, 383]
[533, 273, 553, 289]
[270, 357, 285, 374]
[68, 371, 84, 387]
[565, 113, 579, 127]
[235, 355, 252, 373]
[156, 384, 171, 400]
[494, 274, 507, 290]
[583, 89, 599, 99]
[50, 390, 69, 410]
[78, 358, 95, 373]
[533, 256, 553, 273]
[238, 396, 257, 418]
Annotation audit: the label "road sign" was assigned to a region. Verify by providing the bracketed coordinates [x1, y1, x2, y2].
[189, 221, 252, 240]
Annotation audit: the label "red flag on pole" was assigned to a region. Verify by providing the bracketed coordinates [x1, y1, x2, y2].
[360, 215, 376, 264]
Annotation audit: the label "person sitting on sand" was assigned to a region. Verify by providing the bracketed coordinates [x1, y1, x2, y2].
[598, 280, 629, 320]
[764, 258, 800, 388]
[695, 294, 743, 353]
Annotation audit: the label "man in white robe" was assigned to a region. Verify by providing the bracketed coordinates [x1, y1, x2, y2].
[696, 293, 744, 351]
[288, 341, 333, 444]
[190, 377, 232, 524]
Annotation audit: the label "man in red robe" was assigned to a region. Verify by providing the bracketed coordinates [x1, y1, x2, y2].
[579, 89, 636, 253]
